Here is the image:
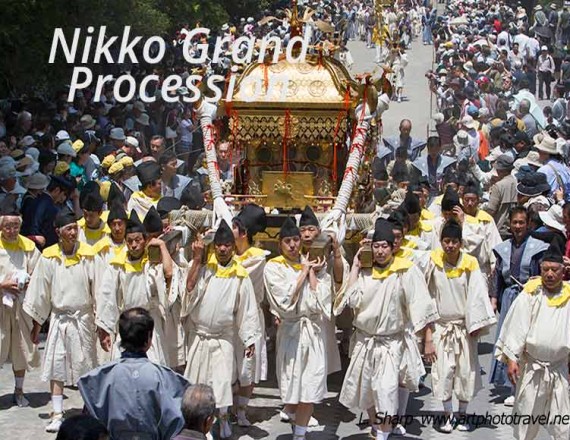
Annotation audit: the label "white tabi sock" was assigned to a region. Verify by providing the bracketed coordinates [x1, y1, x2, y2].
[398, 387, 410, 416]
[15, 377, 24, 390]
[293, 425, 307, 438]
[52, 395, 63, 414]
[442, 400, 453, 415]
[376, 429, 390, 440]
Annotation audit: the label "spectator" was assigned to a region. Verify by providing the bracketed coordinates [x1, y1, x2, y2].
[173, 385, 216, 440]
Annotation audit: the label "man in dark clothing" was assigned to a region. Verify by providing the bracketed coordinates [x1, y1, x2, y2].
[21, 176, 75, 249]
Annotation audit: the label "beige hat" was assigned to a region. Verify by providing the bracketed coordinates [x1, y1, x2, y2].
[539, 205, 565, 234]
[25, 172, 50, 190]
[133, 101, 146, 112]
[535, 136, 558, 155]
[461, 115, 479, 130]
[135, 113, 150, 126]
[125, 136, 140, 149]
[80, 114, 96, 129]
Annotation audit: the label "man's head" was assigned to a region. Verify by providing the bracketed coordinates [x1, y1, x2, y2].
[125, 210, 147, 259]
[55, 207, 78, 248]
[509, 206, 528, 243]
[441, 187, 462, 221]
[540, 246, 565, 292]
[0, 196, 21, 241]
[299, 205, 320, 248]
[232, 203, 267, 245]
[440, 219, 462, 260]
[461, 182, 481, 217]
[213, 220, 235, 265]
[119, 307, 154, 353]
[136, 161, 162, 199]
[216, 141, 230, 165]
[372, 219, 395, 266]
[158, 150, 179, 179]
[81, 191, 104, 229]
[387, 211, 407, 254]
[181, 384, 216, 434]
[47, 176, 74, 205]
[150, 135, 166, 160]
[279, 217, 301, 261]
[518, 99, 531, 116]
[427, 136, 441, 159]
[399, 119, 412, 138]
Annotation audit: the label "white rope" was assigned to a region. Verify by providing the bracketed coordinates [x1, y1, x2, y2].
[195, 100, 234, 229]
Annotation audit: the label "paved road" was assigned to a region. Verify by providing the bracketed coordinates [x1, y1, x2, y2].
[0, 37, 552, 440]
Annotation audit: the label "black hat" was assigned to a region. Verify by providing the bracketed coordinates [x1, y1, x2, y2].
[180, 185, 205, 210]
[54, 206, 77, 228]
[542, 243, 564, 264]
[387, 211, 406, 232]
[441, 219, 462, 240]
[462, 180, 481, 197]
[107, 202, 128, 223]
[107, 182, 126, 207]
[516, 172, 551, 197]
[391, 161, 410, 183]
[126, 210, 145, 234]
[136, 161, 161, 187]
[214, 220, 235, 245]
[372, 157, 388, 180]
[143, 206, 163, 234]
[279, 217, 300, 239]
[49, 174, 76, 191]
[157, 197, 181, 219]
[299, 205, 319, 228]
[373, 188, 390, 205]
[513, 130, 530, 145]
[441, 187, 462, 212]
[234, 203, 267, 235]
[372, 219, 395, 244]
[403, 191, 421, 215]
[0, 194, 19, 216]
[81, 191, 104, 212]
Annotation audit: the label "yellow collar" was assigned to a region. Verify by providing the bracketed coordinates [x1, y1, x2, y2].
[371, 256, 413, 279]
[132, 190, 160, 203]
[92, 236, 125, 256]
[110, 248, 148, 273]
[464, 210, 494, 225]
[401, 237, 417, 250]
[42, 242, 95, 267]
[269, 255, 303, 270]
[207, 254, 248, 278]
[409, 220, 433, 236]
[523, 277, 570, 307]
[234, 246, 268, 263]
[430, 248, 479, 278]
[421, 208, 435, 221]
[0, 234, 36, 252]
[396, 248, 413, 259]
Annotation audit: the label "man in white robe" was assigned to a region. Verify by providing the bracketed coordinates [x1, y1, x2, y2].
[264, 217, 332, 440]
[401, 192, 434, 250]
[425, 219, 496, 433]
[96, 209, 173, 366]
[495, 245, 570, 440]
[0, 201, 40, 407]
[335, 219, 438, 440]
[24, 206, 98, 433]
[183, 220, 261, 439]
[231, 203, 270, 427]
[127, 161, 162, 219]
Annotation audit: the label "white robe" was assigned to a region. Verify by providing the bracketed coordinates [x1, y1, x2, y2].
[234, 246, 270, 385]
[23, 242, 98, 385]
[495, 278, 570, 440]
[427, 249, 496, 401]
[0, 235, 40, 371]
[334, 257, 438, 413]
[77, 215, 110, 246]
[264, 255, 332, 404]
[182, 258, 261, 408]
[464, 210, 501, 275]
[96, 249, 170, 366]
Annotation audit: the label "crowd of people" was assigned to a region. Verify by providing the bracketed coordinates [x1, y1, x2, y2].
[3, 1, 570, 440]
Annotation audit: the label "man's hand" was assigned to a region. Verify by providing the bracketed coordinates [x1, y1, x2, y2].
[452, 205, 465, 224]
[245, 344, 255, 358]
[192, 235, 205, 262]
[311, 256, 326, 273]
[1, 278, 20, 294]
[490, 297, 498, 313]
[98, 328, 112, 352]
[352, 246, 364, 270]
[30, 322, 41, 345]
[507, 359, 520, 385]
[424, 339, 436, 364]
[147, 237, 165, 248]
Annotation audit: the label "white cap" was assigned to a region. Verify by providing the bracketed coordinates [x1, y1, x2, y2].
[125, 136, 140, 150]
[55, 130, 70, 142]
[18, 135, 36, 148]
[541, 45, 549, 51]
